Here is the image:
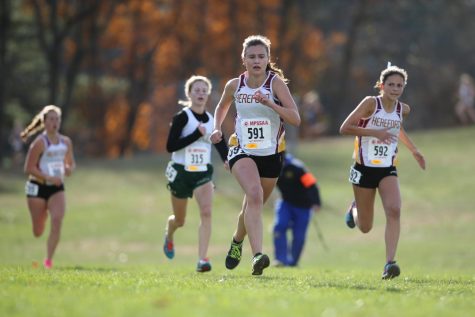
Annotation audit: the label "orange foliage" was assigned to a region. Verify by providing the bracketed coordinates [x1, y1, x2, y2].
[155, 37, 182, 79]
[104, 96, 129, 158]
[74, 0, 331, 155]
[261, 0, 281, 8]
[303, 29, 325, 59]
[64, 39, 77, 60]
[149, 85, 179, 152]
[329, 31, 347, 46]
[131, 102, 152, 150]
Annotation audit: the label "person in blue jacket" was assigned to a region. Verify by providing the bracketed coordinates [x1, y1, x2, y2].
[273, 153, 321, 267]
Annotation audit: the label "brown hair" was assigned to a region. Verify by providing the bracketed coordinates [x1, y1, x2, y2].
[241, 35, 288, 83]
[20, 105, 62, 142]
[374, 65, 408, 89]
[178, 75, 212, 107]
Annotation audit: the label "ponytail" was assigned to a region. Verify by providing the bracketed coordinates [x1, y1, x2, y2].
[266, 62, 288, 84]
[21, 105, 62, 142]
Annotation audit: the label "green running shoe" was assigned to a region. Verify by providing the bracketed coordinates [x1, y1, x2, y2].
[225, 239, 243, 270]
[252, 253, 270, 275]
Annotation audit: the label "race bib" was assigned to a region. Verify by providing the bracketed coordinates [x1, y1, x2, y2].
[25, 181, 39, 196]
[349, 166, 362, 185]
[240, 118, 271, 149]
[227, 146, 246, 161]
[165, 162, 178, 182]
[47, 162, 65, 178]
[367, 138, 394, 165]
[184, 146, 210, 172]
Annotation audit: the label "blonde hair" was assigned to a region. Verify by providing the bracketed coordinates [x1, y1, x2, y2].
[178, 75, 212, 106]
[20, 105, 62, 142]
[241, 35, 288, 83]
[374, 65, 408, 89]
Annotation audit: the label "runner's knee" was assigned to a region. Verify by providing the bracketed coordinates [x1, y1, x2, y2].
[33, 227, 44, 237]
[245, 185, 263, 207]
[200, 208, 212, 220]
[358, 223, 373, 233]
[174, 218, 185, 227]
[385, 205, 400, 220]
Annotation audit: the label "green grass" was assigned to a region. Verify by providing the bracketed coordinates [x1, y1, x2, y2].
[1, 126, 474, 317]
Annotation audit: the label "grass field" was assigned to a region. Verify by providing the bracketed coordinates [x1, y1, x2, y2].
[1, 127, 474, 317]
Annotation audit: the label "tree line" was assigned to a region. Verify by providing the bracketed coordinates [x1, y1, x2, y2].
[1, 0, 474, 161]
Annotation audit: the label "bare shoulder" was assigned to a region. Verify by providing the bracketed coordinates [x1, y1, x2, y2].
[27, 135, 45, 159]
[361, 96, 376, 106]
[62, 135, 73, 146]
[358, 96, 377, 117]
[29, 134, 45, 150]
[271, 74, 286, 87]
[272, 74, 287, 86]
[400, 102, 411, 116]
[271, 75, 292, 100]
[224, 78, 239, 92]
[220, 78, 240, 102]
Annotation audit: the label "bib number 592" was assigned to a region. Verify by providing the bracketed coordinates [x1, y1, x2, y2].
[349, 166, 362, 185]
[373, 145, 388, 157]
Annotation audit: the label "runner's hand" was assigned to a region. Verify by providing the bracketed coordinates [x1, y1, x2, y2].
[210, 129, 223, 144]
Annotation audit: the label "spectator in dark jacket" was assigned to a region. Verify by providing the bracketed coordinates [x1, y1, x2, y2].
[273, 153, 321, 266]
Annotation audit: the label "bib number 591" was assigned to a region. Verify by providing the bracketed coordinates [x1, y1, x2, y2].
[227, 146, 246, 161]
[247, 127, 264, 140]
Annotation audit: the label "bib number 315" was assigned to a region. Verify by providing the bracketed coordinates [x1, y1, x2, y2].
[165, 162, 178, 182]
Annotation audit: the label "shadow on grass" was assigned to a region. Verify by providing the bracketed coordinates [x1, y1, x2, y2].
[57, 266, 121, 273]
[215, 273, 298, 283]
[307, 281, 398, 292]
[405, 277, 475, 287]
[214, 273, 403, 292]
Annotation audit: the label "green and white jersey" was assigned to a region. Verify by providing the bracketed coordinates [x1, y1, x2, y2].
[171, 107, 214, 172]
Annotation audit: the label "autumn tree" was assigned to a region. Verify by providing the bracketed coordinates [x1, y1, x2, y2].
[0, 0, 12, 161]
[3, 0, 474, 160]
[29, 0, 100, 121]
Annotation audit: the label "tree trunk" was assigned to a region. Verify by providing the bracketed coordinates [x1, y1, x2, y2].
[331, 0, 369, 133]
[0, 0, 12, 163]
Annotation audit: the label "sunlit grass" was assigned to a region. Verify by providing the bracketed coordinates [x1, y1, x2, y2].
[1, 126, 474, 316]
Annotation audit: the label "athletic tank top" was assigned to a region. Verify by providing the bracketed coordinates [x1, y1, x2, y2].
[353, 96, 403, 167]
[38, 134, 68, 182]
[171, 107, 214, 171]
[233, 71, 285, 156]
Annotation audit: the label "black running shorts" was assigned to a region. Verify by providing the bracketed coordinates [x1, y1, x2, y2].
[348, 162, 398, 188]
[227, 145, 283, 178]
